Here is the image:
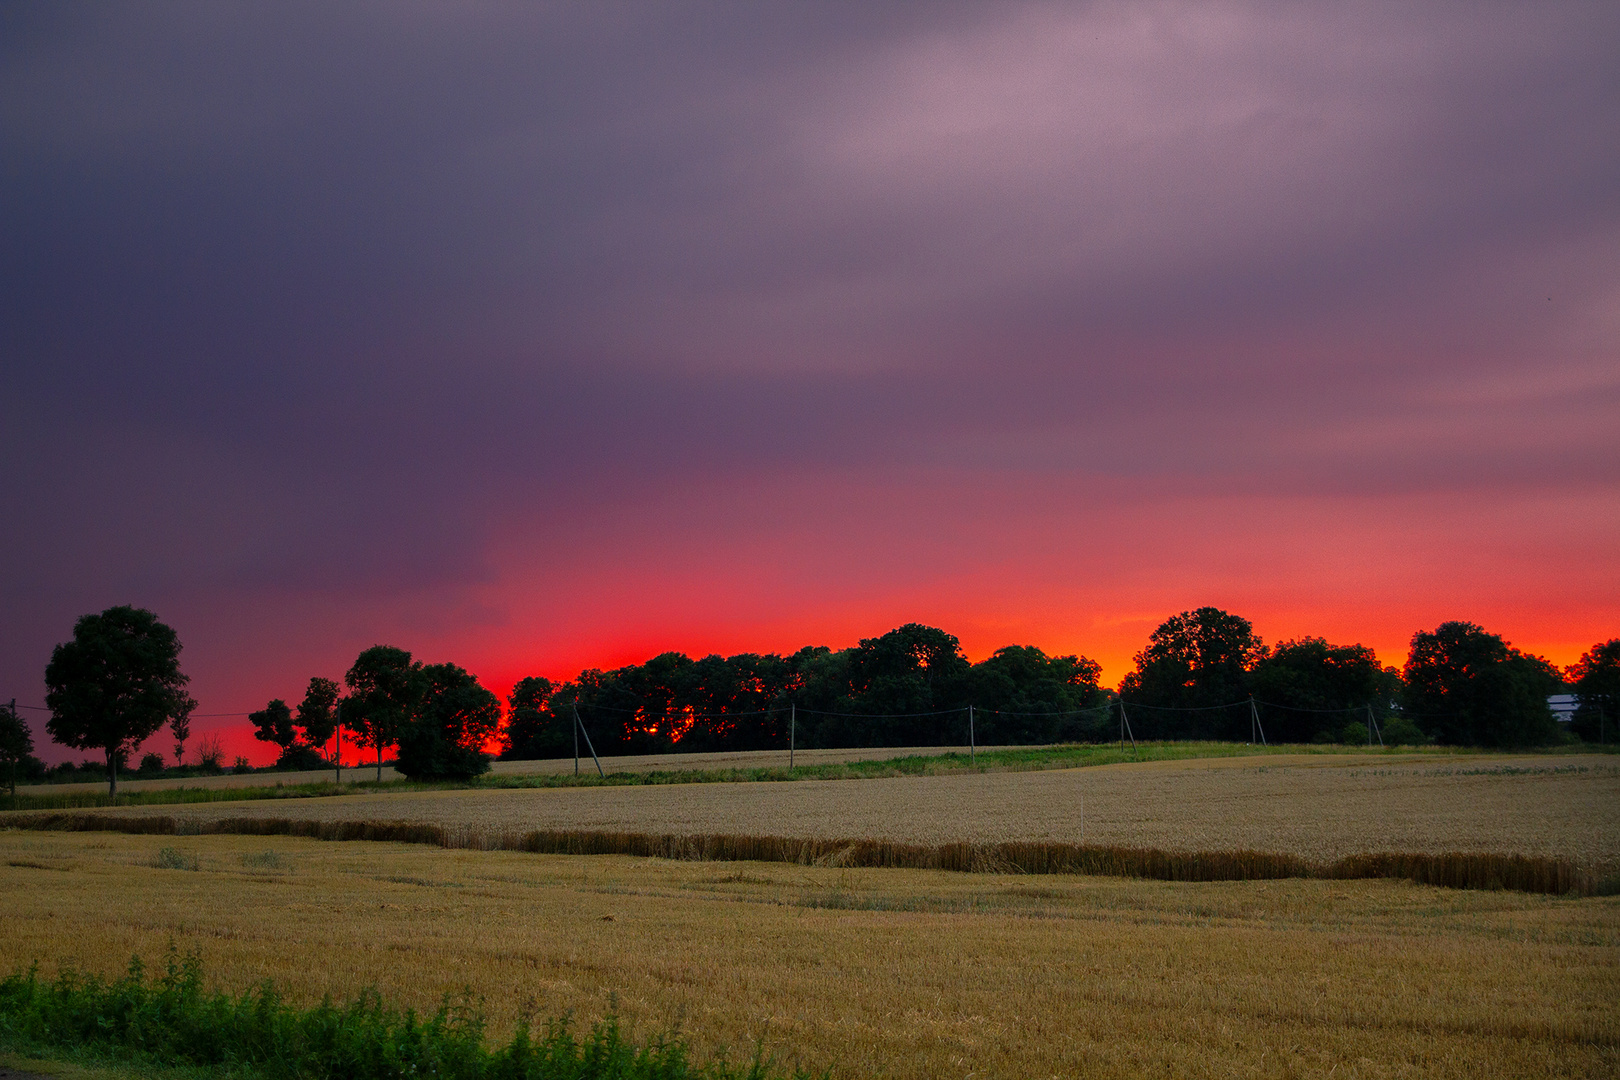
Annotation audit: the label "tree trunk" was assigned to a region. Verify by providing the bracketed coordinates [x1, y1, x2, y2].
[106, 747, 118, 799]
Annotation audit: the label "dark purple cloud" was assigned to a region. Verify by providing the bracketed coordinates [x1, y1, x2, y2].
[3, 2, 1617, 754]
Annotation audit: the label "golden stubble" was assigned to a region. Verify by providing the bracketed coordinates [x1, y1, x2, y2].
[3, 830, 1616, 1079]
[52, 754, 1620, 874]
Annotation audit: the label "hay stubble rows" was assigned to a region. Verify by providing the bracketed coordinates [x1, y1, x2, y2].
[63, 753, 1620, 873]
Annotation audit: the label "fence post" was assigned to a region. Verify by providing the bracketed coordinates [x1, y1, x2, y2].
[573, 704, 580, 776]
[969, 705, 975, 766]
[790, 702, 795, 769]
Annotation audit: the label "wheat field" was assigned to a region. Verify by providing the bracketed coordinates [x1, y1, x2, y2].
[52, 753, 1620, 873]
[2, 829, 1616, 1079]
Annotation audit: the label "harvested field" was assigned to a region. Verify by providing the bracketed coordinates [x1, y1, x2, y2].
[2, 830, 1616, 1079]
[13, 743, 1005, 796]
[41, 753, 1620, 874]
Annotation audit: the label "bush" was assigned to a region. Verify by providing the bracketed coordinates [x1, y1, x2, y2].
[232, 756, 254, 774]
[1338, 721, 1372, 745]
[1381, 717, 1431, 746]
[275, 745, 332, 771]
[137, 753, 168, 776]
[196, 734, 226, 775]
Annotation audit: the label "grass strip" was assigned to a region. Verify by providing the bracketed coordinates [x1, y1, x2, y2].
[11, 740, 1587, 813]
[0, 948, 806, 1080]
[3, 812, 1600, 895]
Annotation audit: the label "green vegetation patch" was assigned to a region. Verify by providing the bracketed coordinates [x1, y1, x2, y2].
[0, 950, 808, 1080]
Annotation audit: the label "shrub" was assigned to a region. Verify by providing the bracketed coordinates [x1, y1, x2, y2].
[232, 756, 255, 774]
[276, 745, 332, 771]
[1338, 721, 1371, 745]
[151, 847, 200, 871]
[137, 753, 168, 776]
[1381, 717, 1431, 746]
[196, 734, 226, 775]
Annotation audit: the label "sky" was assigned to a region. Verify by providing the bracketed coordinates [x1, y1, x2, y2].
[3, 2, 1617, 765]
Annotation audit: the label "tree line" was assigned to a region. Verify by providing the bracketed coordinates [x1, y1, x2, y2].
[5, 605, 1617, 795]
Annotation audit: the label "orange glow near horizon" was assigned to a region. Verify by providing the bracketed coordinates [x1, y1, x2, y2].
[34, 474, 1616, 770]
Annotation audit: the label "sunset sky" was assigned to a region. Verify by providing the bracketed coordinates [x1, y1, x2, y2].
[4, 3, 1617, 764]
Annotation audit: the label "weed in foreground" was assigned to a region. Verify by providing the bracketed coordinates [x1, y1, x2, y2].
[0, 948, 808, 1080]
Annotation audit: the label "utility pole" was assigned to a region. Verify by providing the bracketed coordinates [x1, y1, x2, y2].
[333, 699, 342, 785]
[1119, 700, 1137, 753]
[573, 704, 603, 777]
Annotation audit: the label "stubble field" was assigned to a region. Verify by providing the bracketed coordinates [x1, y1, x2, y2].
[1, 830, 1616, 1079]
[5, 752, 1617, 1078]
[55, 752, 1620, 873]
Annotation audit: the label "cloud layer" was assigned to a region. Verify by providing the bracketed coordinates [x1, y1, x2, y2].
[4, 2, 1617, 759]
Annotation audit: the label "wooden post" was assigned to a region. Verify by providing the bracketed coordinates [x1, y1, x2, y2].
[969, 705, 976, 766]
[573, 703, 580, 776]
[334, 699, 342, 785]
[789, 703, 795, 769]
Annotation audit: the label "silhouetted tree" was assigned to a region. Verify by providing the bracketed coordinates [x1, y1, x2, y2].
[1248, 638, 1400, 742]
[968, 646, 1108, 743]
[1118, 608, 1265, 739]
[1401, 622, 1562, 747]
[1, 701, 34, 796]
[395, 663, 500, 780]
[501, 676, 567, 759]
[170, 709, 190, 768]
[295, 677, 341, 754]
[249, 699, 297, 753]
[345, 645, 421, 779]
[1568, 639, 1620, 744]
[44, 606, 197, 797]
[825, 624, 970, 746]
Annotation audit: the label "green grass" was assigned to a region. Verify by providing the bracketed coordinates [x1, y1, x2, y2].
[0, 949, 807, 1080]
[5, 740, 1610, 814]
